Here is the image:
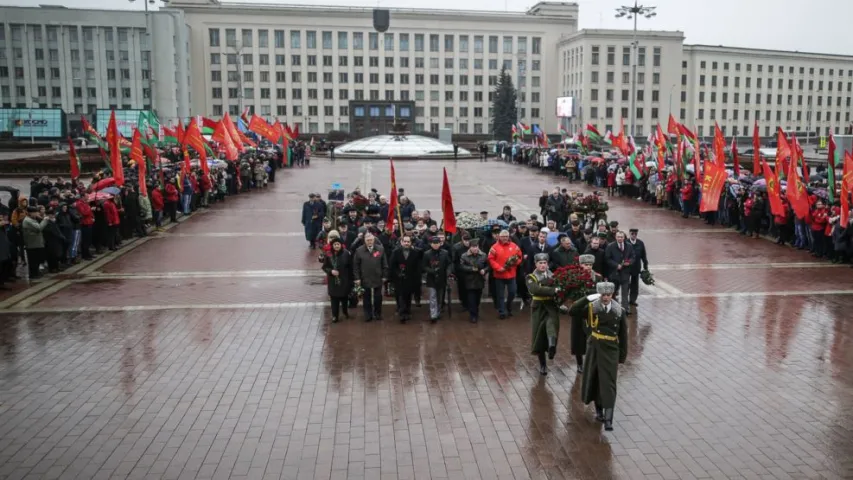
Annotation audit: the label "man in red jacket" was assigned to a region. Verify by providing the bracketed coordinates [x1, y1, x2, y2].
[102, 198, 121, 251]
[75, 196, 95, 260]
[680, 181, 694, 218]
[150, 186, 165, 231]
[488, 229, 523, 319]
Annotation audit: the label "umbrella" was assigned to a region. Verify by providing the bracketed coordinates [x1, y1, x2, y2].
[86, 192, 113, 202]
[607, 163, 619, 172]
[545, 231, 561, 247]
[590, 157, 605, 163]
[99, 186, 121, 195]
[487, 218, 509, 228]
[92, 177, 116, 191]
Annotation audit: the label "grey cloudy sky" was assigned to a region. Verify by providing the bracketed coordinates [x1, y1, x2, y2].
[4, 0, 852, 55]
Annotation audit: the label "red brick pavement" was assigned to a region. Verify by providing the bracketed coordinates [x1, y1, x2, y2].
[1, 158, 853, 479]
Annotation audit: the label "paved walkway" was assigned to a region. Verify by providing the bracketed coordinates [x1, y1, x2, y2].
[1, 159, 852, 480]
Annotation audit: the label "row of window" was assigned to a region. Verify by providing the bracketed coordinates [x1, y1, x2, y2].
[575, 123, 843, 139]
[691, 74, 852, 92]
[209, 69, 541, 88]
[0, 48, 144, 63]
[692, 61, 853, 78]
[210, 86, 534, 104]
[208, 102, 507, 122]
[209, 29, 543, 55]
[0, 65, 143, 81]
[0, 85, 149, 100]
[0, 24, 132, 43]
[589, 46, 662, 67]
[587, 105, 851, 126]
[693, 91, 850, 108]
[211, 52, 542, 73]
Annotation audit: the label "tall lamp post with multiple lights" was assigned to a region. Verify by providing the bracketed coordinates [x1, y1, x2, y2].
[615, 1, 656, 138]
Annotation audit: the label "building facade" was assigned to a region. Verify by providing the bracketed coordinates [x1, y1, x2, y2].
[0, 5, 192, 133]
[560, 29, 853, 140]
[172, 0, 578, 135]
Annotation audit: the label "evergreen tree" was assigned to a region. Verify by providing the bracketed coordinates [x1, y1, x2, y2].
[491, 68, 518, 141]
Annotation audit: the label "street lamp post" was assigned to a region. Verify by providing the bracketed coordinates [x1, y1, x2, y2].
[668, 83, 676, 119]
[129, 0, 168, 114]
[615, 1, 656, 138]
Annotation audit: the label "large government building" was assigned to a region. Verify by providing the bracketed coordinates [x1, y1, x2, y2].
[2, 0, 852, 138]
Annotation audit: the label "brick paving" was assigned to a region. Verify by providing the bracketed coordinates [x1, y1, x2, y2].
[1, 158, 852, 479]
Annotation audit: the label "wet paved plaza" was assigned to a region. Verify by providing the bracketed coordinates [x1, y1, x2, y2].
[1, 159, 853, 479]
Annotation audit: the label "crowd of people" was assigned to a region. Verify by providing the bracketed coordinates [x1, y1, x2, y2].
[500, 142, 853, 265]
[0, 140, 315, 288]
[310, 180, 642, 429]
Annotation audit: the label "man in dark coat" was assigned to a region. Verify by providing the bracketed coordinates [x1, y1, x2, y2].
[388, 235, 422, 323]
[301, 194, 325, 249]
[626, 228, 649, 307]
[422, 236, 451, 323]
[353, 233, 388, 322]
[604, 231, 635, 314]
[451, 233, 472, 311]
[549, 234, 579, 270]
[458, 239, 489, 323]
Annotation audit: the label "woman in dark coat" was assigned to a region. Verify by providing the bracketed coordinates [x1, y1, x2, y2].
[43, 211, 67, 273]
[322, 237, 353, 323]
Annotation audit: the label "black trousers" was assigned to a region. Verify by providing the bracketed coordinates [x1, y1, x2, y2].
[106, 225, 118, 250]
[612, 275, 630, 310]
[456, 281, 468, 311]
[165, 201, 178, 223]
[629, 272, 640, 303]
[362, 287, 382, 319]
[80, 225, 93, 259]
[330, 296, 349, 318]
[467, 289, 482, 319]
[396, 288, 413, 316]
[27, 247, 43, 278]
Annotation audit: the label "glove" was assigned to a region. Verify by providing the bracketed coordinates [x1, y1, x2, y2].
[586, 293, 601, 302]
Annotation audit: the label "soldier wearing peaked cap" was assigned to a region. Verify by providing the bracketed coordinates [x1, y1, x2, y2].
[526, 252, 568, 376]
[569, 281, 628, 432]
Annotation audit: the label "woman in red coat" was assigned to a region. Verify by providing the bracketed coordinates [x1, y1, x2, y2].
[164, 181, 179, 224]
[680, 181, 694, 218]
[150, 187, 165, 230]
[810, 200, 829, 258]
[606, 169, 616, 197]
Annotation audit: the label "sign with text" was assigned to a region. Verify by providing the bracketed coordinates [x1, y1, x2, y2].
[0, 108, 64, 138]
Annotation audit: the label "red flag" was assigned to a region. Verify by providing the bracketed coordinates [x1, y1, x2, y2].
[731, 136, 740, 177]
[222, 112, 245, 153]
[240, 107, 250, 125]
[791, 135, 807, 183]
[762, 158, 785, 217]
[67, 137, 80, 180]
[248, 115, 281, 144]
[828, 133, 838, 203]
[293, 123, 300, 138]
[212, 120, 238, 161]
[667, 114, 679, 135]
[130, 128, 144, 166]
[841, 151, 853, 228]
[776, 128, 791, 178]
[387, 159, 399, 231]
[699, 160, 727, 213]
[175, 119, 186, 145]
[182, 148, 192, 174]
[752, 120, 762, 175]
[786, 147, 810, 219]
[183, 119, 208, 165]
[441, 168, 457, 234]
[138, 149, 148, 197]
[106, 111, 125, 186]
[713, 122, 726, 167]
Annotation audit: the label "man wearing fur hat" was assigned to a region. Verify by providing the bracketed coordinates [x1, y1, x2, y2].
[569, 281, 628, 431]
[526, 253, 568, 375]
[569, 254, 603, 373]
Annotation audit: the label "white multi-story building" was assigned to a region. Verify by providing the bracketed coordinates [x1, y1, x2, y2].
[560, 29, 853, 139]
[0, 5, 192, 131]
[173, 0, 578, 134]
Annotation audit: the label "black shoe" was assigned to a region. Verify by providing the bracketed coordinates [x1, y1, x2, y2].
[507, 310, 514, 317]
[604, 408, 614, 431]
[539, 364, 548, 376]
[499, 313, 507, 320]
[577, 364, 583, 374]
[342, 311, 350, 319]
[629, 301, 638, 306]
[594, 408, 605, 422]
[365, 316, 374, 323]
[375, 314, 383, 321]
[331, 317, 339, 323]
[470, 316, 478, 324]
[547, 336, 557, 360]
[430, 317, 438, 324]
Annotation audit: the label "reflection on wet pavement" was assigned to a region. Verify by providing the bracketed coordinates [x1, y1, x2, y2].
[0, 159, 852, 479]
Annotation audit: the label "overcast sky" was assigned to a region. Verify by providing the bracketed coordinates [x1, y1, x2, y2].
[4, 0, 852, 55]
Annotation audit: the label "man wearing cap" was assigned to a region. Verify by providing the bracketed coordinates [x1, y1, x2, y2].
[605, 221, 620, 244]
[526, 252, 566, 375]
[422, 236, 451, 323]
[570, 254, 603, 373]
[569, 281, 628, 431]
[627, 228, 649, 307]
[458, 239, 489, 323]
